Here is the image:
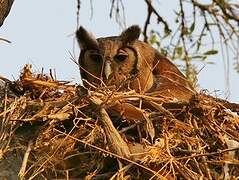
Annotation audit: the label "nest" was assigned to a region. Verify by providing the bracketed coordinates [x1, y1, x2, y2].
[0, 64, 239, 179]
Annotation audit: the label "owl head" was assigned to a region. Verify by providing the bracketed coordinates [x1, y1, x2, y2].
[76, 25, 157, 92]
[76, 25, 195, 100]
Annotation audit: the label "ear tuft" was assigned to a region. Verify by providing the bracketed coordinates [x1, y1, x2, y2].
[76, 26, 99, 50]
[120, 25, 141, 44]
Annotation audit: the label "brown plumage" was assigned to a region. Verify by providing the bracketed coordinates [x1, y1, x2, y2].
[76, 25, 195, 101]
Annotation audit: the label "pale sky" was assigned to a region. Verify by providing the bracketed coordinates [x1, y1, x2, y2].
[0, 0, 238, 102]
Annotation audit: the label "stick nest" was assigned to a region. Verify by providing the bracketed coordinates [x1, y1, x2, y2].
[0, 64, 239, 179]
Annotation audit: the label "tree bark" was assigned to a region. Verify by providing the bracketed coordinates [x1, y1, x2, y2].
[0, 0, 14, 27]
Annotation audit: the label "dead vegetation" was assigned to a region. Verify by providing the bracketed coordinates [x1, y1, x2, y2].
[0, 64, 239, 179]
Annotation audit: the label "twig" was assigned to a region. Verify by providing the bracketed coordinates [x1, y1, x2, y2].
[0, 37, 11, 43]
[54, 128, 163, 179]
[18, 140, 33, 179]
[143, 0, 171, 42]
[176, 147, 239, 161]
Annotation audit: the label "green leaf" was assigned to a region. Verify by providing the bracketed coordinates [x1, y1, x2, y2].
[190, 22, 195, 33]
[149, 34, 158, 45]
[160, 48, 168, 56]
[207, 61, 215, 64]
[192, 55, 207, 60]
[176, 46, 183, 57]
[203, 50, 218, 55]
[164, 26, 171, 37]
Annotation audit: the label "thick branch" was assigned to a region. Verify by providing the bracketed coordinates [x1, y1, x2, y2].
[0, 0, 14, 27]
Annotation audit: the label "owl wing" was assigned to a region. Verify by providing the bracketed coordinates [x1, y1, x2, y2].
[147, 56, 196, 101]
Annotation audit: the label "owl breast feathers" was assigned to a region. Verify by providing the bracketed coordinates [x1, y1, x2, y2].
[76, 25, 196, 101]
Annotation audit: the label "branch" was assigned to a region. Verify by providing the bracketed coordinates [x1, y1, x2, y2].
[143, 0, 171, 42]
[0, 37, 11, 43]
[0, 0, 15, 27]
[213, 0, 239, 22]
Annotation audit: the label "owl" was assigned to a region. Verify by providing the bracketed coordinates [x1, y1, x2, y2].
[76, 25, 195, 101]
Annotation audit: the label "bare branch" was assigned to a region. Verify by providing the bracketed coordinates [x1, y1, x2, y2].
[143, 0, 171, 42]
[0, 0, 15, 27]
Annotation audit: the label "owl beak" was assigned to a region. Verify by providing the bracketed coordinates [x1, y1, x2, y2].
[104, 61, 112, 80]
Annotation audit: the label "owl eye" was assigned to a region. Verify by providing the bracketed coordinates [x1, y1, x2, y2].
[89, 53, 103, 63]
[114, 54, 128, 62]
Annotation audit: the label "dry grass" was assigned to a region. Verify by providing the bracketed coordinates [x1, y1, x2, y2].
[0, 64, 239, 179]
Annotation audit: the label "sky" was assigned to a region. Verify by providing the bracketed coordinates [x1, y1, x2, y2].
[0, 0, 238, 102]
